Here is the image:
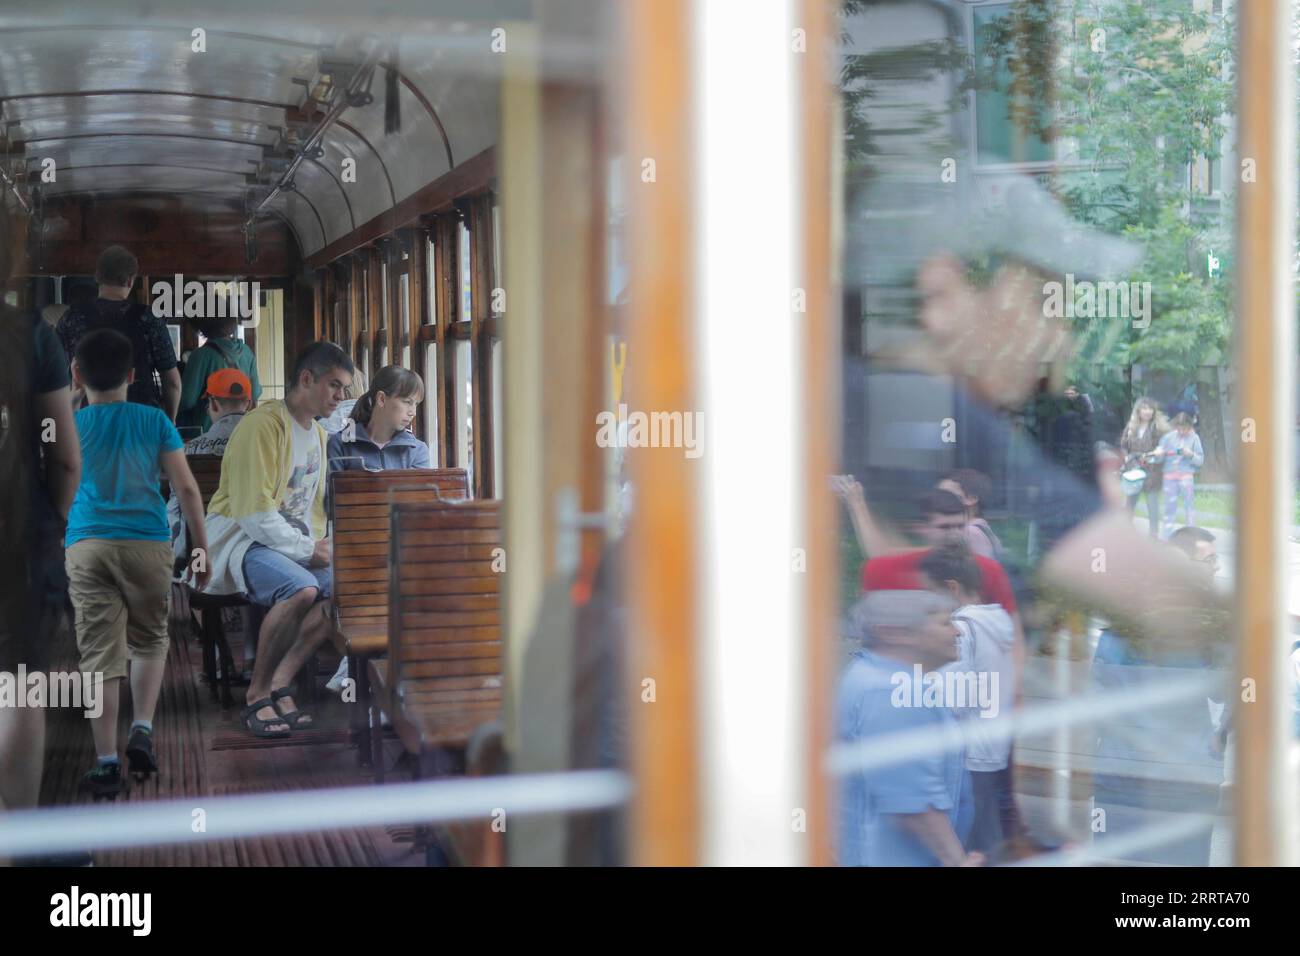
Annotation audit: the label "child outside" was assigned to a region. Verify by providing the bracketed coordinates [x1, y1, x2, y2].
[918, 541, 1021, 856]
[1156, 412, 1204, 538]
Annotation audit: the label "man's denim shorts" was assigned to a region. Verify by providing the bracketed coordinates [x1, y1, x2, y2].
[241, 543, 331, 607]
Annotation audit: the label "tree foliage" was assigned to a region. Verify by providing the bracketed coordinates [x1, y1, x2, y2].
[983, 0, 1234, 384]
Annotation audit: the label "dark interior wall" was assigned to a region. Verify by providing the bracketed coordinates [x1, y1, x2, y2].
[11, 195, 297, 278]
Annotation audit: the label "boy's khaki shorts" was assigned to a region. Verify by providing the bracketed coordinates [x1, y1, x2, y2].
[66, 539, 172, 681]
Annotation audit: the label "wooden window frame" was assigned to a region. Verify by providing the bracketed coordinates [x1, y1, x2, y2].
[313, 190, 498, 496]
[365, 245, 383, 382]
[313, 268, 325, 342]
[404, 226, 427, 434]
[469, 194, 497, 498]
[348, 252, 365, 371]
[432, 214, 460, 471]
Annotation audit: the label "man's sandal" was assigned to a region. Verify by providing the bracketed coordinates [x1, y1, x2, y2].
[271, 687, 313, 729]
[243, 698, 291, 738]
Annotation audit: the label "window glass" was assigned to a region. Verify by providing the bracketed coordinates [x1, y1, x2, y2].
[454, 338, 473, 477]
[423, 344, 439, 464]
[459, 220, 473, 322]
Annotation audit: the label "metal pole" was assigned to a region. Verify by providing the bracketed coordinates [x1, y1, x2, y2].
[246, 47, 382, 224]
[1233, 0, 1297, 867]
[0, 164, 31, 215]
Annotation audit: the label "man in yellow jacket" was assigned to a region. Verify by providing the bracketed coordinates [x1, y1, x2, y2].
[202, 342, 354, 737]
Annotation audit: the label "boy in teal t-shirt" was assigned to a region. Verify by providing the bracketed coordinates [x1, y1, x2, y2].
[66, 328, 211, 797]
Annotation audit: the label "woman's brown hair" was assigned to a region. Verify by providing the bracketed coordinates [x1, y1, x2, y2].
[349, 364, 425, 427]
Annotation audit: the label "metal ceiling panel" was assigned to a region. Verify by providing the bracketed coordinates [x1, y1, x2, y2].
[0, 14, 504, 258]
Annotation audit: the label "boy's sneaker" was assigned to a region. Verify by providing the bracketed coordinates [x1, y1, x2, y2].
[125, 727, 158, 776]
[80, 762, 122, 798]
[325, 658, 350, 694]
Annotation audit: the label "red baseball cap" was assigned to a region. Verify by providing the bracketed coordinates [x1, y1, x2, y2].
[206, 368, 252, 400]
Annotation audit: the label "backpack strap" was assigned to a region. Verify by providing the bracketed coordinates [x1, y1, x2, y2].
[974, 521, 1001, 558]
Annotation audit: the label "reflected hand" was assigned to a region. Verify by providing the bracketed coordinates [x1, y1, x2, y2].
[830, 474, 865, 508]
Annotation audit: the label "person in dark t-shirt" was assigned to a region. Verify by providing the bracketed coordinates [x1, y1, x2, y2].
[0, 303, 81, 818]
[57, 244, 180, 418]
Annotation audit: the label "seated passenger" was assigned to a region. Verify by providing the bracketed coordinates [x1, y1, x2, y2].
[177, 312, 262, 432]
[836, 589, 981, 866]
[65, 329, 209, 796]
[200, 342, 354, 738]
[317, 368, 364, 435]
[326, 365, 430, 472]
[167, 369, 253, 567]
[322, 365, 429, 694]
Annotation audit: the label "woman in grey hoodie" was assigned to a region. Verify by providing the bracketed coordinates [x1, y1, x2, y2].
[326, 365, 431, 473]
[324, 366, 431, 693]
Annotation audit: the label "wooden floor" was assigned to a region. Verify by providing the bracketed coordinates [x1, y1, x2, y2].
[40, 602, 428, 866]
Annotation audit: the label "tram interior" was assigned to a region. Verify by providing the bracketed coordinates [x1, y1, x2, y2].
[0, 0, 1292, 869]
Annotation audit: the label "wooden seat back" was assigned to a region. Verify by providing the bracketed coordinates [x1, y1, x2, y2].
[387, 498, 503, 698]
[329, 468, 470, 641]
[188, 454, 225, 504]
[166, 454, 224, 579]
[161, 452, 224, 505]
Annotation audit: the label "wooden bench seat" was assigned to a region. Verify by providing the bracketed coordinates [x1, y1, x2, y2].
[327, 467, 469, 763]
[369, 498, 503, 792]
[368, 660, 503, 753]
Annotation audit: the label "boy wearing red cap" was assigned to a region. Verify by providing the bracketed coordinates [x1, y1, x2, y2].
[167, 368, 253, 565]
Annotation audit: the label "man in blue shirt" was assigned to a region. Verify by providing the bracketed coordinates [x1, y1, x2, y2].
[836, 589, 982, 866]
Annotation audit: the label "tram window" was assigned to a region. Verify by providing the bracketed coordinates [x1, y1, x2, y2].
[399, 272, 411, 369]
[454, 338, 473, 475]
[423, 344, 440, 465]
[973, 2, 1054, 165]
[434, 234, 444, 327]
[492, 202, 502, 305]
[492, 337, 503, 496]
[459, 220, 472, 322]
[829, 0, 1254, 868]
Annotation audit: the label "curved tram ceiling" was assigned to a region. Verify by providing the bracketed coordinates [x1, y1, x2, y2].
[0, 19, 502, 260]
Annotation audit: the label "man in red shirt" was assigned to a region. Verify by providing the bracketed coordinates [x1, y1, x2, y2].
[846, 487, 1024, 706]
[860, 489, 1017, 615]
